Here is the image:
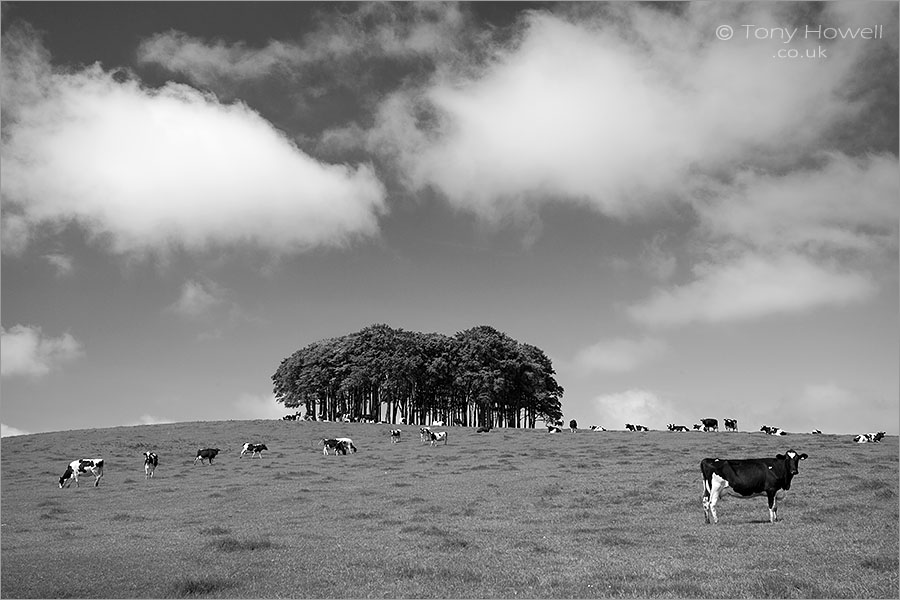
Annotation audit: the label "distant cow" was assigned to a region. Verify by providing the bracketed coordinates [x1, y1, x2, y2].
[854, 432, 885, 444]
[811, 429, 822, 435]
[431, 421, 445, 427]
[429, 431, 448, 446]
[724, 419, 738, 432]
[667, 424, 690, 432]
[625, 424, 648, 432]
[194, 448, 220, 465]
[569, 420, 578, 432]
[701, 449, 808, 524]
[143, 452, 159, 479]
[59, 458, 104, 488]
[390, 429, 402, 443]
[760, 425, 787, 436]
[547, 425, 562, 433]
[240, 443, 268, 458]
[589, 425, 606, 431]
[693, 424, 703, 430]
[701, 418, 718, 432]
[321, 438, 356, 455]
[476, 426, 491, 433]
[419, 427, 432, 442]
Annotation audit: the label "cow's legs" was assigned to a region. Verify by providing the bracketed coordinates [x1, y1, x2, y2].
[94, 472, 102, 487]
[767, 492, 777, 523]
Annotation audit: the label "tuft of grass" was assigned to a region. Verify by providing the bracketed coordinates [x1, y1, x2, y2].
[170, 576, 233, 597]
[209, 536, 274, 552]
[199, 525, 231, 536]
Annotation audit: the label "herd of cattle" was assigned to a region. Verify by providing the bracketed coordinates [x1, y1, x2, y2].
[56, 421, 888, 526]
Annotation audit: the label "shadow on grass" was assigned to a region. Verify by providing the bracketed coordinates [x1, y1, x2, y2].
[170, 576, 234, 598]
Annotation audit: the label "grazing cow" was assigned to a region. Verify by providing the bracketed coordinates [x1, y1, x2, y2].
[547, 425, 562, 433]
[701, 418, 718, 432]
[335, 437, 357, 453]
[143, 452, 159, 479]
[701, 449, 808, 524]
[589, 425, 606, 431]
[668, 424, 690, 432]
[240, 443, 268, 459]
[811, 429, 822, 435]
[476, 426, 491, 433]
[569, 419, 578, 432]
[429, 431, 448, 446]
[390, 429, 402, 443]
[419, 427, 432, 442]
[854, 432, 886, 444]
[194, 448, 220, 465]
[760, 425, 787, 436]
[322, 438, 354, 455]
[59, 459, 104, 488]
[431, 420, 445, 427]
[724, 419, 738, 432]
[693, 424, 703, 430]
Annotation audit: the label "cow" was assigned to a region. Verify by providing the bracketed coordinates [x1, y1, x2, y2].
[547, 425, 562, 433]
[335, 437, 357, 453]
[701, 449, 808, 524]
[701, 418, 718, 432]
[429, 431, 448, 446]
[625, 424, 635, 431]
[143, 452, 159, 479]
[693, 424, 703, 430]
[431, 420, 445, 427]
[322, 438, 354, 455]
[589, 425, 606, 431]
[668, 424, 690, 432]
[390, 429, 402, 443]
[59, 459, 104, 488]
[419, 427, 432, 442]
[724, 418, 738, 432]
[476, 426, 491, 433]
[194, 448, 220, 465]
[240, 443, 268, 459]
[854, 432, 885, 444]
[811, 429, 822, 435]
[569, 419, 578, 432]
[626, 424, 648, 431]
[760, 426, 787, 436]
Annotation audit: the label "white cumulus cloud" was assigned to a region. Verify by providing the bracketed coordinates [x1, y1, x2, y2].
[1, 423, 31, 437]
[574, 336, 666, 373]
[1, 324, 84, 378]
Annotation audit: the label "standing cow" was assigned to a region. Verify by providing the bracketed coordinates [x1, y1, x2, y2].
[143, 452, 159, 479]
[701, 418, 718, 432]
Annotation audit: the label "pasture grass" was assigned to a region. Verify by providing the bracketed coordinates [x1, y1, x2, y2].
[1, 420, 897, 598]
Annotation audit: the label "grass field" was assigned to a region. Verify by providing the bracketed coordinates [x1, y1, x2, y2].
[1, 420, 897, 598]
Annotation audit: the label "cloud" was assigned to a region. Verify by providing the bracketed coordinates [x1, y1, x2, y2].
[1, 423, 30, 437]
[628, 252, 875, 327]
[574, 336, 666, 373]
[367, 3, 895, 221]
[588, 389, 675, 430]
[43, 253, 74, 276]
[1, 324, 84, 378]
[168, 279, 226, 319]
[131, 415, 175, 426]
[1, 24, 387, 258]
[233, 393, 287, 420]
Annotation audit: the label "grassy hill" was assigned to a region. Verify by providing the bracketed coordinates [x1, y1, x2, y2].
[1, 420, 897, 598]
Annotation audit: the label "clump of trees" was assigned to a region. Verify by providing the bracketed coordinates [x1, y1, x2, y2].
[272, 324, 563, 428]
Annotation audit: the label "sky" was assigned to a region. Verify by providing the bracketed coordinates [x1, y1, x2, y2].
[1, 1, 898, 438]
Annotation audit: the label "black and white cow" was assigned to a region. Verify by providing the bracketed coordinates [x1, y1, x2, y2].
[143, 452, 159, 479]
[854, 432, 886, 444]
[589, 425, 607, 431]
[322, 438, 346, 455]
[240, 443, 268, 458]
[701, 449, 808, 524]
[668, 424, 690, 432]
[693, 424, 703, 430]
[390, 429, 402, 443]
[724, 418, 738, 432]
[760, 425, 787, 436]
[59, 458, 104, 488]
[569, 419, 578, 432]
[429, 431, 448, 446]
[419, 427, 432, 442]
[194, 448, 220, 465]
[811, 429, 822, 435]
[547, 425, 562, 433]
[625, 424, 648, 431]
[701, 418, 718, 432]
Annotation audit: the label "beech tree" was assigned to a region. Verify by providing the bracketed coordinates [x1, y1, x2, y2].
[272, 324, 563, 427]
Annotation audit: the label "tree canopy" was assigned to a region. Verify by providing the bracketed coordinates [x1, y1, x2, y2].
[272, 324, 564, 428]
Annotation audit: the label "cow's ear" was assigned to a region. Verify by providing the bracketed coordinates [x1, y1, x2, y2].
[775, 454, 785, 460]
[799, 454, 808, 460]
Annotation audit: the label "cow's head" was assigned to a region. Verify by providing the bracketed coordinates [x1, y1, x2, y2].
[59, 467, 74, 488]
[776, 450, 808, 488]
